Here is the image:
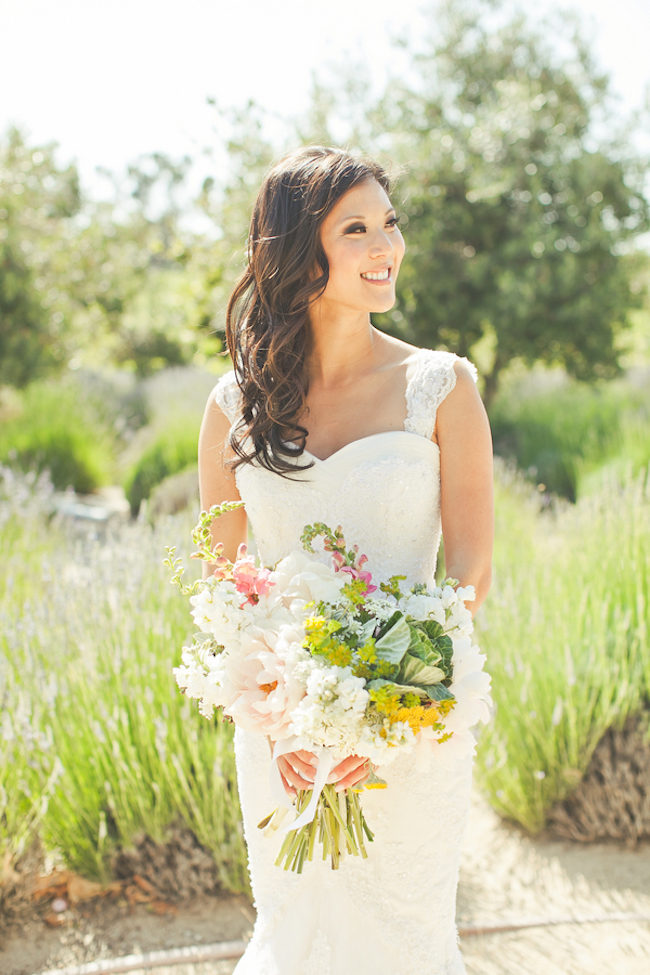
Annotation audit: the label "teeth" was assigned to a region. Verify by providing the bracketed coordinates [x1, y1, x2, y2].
[361, 268, 390, 281]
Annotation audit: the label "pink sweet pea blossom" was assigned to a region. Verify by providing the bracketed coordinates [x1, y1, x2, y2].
[232, 543, 275, 606]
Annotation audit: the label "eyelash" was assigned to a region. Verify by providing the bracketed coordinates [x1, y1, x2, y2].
[345, 216, 401, 235]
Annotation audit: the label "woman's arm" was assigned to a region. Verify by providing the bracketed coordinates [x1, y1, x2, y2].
[435, 360, 494, 614]
[198, 392, 248, 573]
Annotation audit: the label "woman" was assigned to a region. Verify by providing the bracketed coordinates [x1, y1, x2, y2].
[199, 146, 493, 974]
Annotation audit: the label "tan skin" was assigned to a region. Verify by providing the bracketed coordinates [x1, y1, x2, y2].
[198, 178, 493, 797]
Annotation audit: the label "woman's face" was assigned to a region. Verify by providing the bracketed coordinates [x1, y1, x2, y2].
[313, 177, 405, 319]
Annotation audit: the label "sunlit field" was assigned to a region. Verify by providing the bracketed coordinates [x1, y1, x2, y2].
[2, 434, 648, 886]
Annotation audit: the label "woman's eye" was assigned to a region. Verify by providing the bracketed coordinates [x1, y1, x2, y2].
[344, 216, 401, 235]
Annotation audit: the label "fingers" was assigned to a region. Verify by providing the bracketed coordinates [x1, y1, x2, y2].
[276, 750, 317, 797]
[275, 751, 372, 798]
[328, 755, 371, 793]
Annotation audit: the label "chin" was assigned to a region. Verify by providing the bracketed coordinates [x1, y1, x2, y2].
[370, 296, 397, 314]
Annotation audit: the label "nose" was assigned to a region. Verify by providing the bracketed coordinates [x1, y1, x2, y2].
[368, 227, 392, 258]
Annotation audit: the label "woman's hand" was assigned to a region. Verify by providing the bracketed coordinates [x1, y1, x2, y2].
[276, 750, 371, 797]
[276, 750, 318, 797]
[327, 754, 371, 793]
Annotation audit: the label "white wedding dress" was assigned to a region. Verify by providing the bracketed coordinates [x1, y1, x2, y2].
[214, 348, 480, 975]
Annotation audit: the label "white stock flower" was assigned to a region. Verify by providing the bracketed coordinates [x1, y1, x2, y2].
[289, 663, 369, 752]
[441, 584, 459, 610]
[190, 580, 247, 649]
[446, 633, 492, 732]
[455, 585, 475, 605]
[173, 643, 232, 718]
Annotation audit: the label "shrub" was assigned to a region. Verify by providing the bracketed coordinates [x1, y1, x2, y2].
[124, 419, 198, 515]
[0, 379, 117, 492]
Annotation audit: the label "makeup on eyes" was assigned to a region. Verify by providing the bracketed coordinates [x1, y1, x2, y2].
[342, 212, 400, 234]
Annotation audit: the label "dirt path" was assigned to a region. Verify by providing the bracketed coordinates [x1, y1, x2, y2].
[2, 792, 649, 975]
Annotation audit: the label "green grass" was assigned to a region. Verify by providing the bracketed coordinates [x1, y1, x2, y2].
[474, 461, 650, 832]
[119, 365, 226, 514]
[490, 369, 650, 501]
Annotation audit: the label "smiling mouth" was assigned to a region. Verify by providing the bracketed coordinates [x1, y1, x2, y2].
[361, 267, 391, 282]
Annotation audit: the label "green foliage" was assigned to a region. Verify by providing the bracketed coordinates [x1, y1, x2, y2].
[474, 462, 650, 832]
[124, 419, 198, 515]
[0, 126, 81, 385]
[0, 379, 117, 492]
[0, 127, 224, 385]
[490, 369, 650, 499]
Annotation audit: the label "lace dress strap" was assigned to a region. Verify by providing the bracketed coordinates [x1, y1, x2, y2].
[213, 369, 242, 426]
[404, 349, 478, 440]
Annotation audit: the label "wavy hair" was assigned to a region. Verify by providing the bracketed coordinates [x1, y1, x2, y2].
[225, 145, 390, 475]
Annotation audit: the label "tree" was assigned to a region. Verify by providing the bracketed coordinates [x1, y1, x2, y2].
[0, 127, 81, 385]
[369, 0, 650, 403]
[0, 129, 219, 383]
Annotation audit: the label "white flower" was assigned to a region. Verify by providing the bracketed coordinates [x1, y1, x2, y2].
[455, 584, 475, 605]
[189, 579, 247, 649]
[400, 592, 446, 624]
[441, 584, 460, 610]
[173, 642, 231, 718]
[288, 663, 369, 753]
[223, 627, 307, 739]
[272, 551, 346, 612]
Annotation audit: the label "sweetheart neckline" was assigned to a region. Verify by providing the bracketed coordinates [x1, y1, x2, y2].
[299, 429, 440, 464]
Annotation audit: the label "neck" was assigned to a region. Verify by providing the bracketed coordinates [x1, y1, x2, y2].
[307, 305, 377, 388]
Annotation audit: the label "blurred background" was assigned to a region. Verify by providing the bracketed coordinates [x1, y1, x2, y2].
[1, 0, 649, 965]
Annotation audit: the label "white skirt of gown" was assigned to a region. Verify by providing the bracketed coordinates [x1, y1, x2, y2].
[232, 727, 472, 975]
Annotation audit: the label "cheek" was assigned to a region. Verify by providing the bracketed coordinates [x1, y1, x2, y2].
[328, 241, 363, 280]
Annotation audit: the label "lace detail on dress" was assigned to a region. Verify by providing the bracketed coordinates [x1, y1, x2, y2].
[221, 348, 479, 975]
[405, 350, 478, 440]
[213, 369, 241, 425]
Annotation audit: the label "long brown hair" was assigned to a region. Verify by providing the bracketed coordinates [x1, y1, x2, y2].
[225, 145, 390, 475]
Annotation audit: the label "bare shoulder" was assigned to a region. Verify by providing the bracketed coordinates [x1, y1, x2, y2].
[198, 388, 235, 473]
[200, 387, 230, 436]
[436, 357, 490, 440]
[450, 356, 480, 392]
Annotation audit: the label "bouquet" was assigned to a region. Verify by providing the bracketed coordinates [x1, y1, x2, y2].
[167, 502, 491, 872]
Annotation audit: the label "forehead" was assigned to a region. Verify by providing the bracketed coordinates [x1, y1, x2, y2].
[324, 178, 392, 225]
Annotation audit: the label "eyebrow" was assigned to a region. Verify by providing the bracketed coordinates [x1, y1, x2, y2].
[338, 207, 396, 224]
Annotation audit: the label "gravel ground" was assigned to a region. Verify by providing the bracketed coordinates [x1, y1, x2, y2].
[2, 791, 649, 975]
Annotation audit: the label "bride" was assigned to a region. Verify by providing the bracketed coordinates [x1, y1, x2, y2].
[199, 146, 493, 975]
